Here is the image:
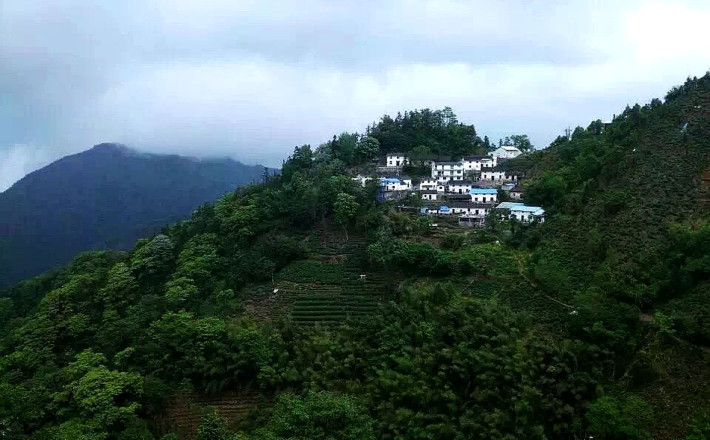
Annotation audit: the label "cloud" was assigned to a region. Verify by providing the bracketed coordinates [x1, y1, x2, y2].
[1, 0, 709, 191]
[0, 145, 53, 192]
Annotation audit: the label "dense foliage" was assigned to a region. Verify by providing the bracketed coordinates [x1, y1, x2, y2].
[1, 75, 710, 440]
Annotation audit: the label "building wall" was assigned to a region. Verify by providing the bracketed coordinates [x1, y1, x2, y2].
[510, 210, 544, 222]
[492, 147, 521, 159]
[471, 193, 497, 203]
[386, 155, 407, 167]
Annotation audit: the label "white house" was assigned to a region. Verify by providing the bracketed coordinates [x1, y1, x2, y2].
[480, 169, 507, 182]
[422, 206, 439, 215]
[386, 152, 408, 167]
[449, 202, 492, 217]
[432, 161, 465, 181]
[447, 180, 475, 194]
[509, 186, 524, 200]
[418, 178, 438, 191]
[420, 190, 438, 201]
[469, 188, 498, 203]
[505, 170, 525, 182]
[352, 174, 372, 187]
[461, 155, 497, 171]
[491, 145, 522, 159]
[380, 177, 410, 191]
[495, 202, 545, 222]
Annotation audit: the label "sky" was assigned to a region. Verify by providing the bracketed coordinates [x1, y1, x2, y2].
[1, 0, 709, 191]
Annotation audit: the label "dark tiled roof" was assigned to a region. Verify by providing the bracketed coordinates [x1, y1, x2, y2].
[448, 201, 494, 208]
[447, 194, 472, 201]
[461, 155, 492, 161]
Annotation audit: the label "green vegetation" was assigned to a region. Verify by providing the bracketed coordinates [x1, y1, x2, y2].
[1, 74, 710, 440]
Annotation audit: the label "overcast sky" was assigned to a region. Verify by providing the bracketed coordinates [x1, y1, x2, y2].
[1, 0, 709, 191]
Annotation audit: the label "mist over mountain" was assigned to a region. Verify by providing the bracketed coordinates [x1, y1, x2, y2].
[0, 143, 266, 286]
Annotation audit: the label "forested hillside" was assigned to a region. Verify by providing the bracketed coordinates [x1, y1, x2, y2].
[0, 144, 265, 287]
[1, 75, 709, 440]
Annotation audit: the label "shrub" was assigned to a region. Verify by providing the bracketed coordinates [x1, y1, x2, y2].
[586, 395, 653, 440]
[441, 233, 465, 250]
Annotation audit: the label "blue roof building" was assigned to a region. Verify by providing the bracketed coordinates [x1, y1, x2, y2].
[469, 188, 498, 195]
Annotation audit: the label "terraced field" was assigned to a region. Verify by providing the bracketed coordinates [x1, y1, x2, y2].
[272, 228, 388, 326]
[154, 389, 264, 440]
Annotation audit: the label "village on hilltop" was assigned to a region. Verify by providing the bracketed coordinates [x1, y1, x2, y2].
[354, 145, 544, 227]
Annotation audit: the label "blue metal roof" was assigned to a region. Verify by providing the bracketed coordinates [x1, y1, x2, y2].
[439, 206, 450, 212]
[512, 205, 545, 213]
[380, 177, 401, 184]
[495, 202, 544, 214]
[469, 188, 498, 194]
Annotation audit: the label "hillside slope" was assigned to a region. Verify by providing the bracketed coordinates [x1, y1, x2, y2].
[1, 80, 709, 440]
[519, 78, 709, 304]
[0, 143, 265, 286]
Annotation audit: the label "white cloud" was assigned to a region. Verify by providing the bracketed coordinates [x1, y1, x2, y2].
[0, 145, 52, 192]
[1, 0, 709, 191]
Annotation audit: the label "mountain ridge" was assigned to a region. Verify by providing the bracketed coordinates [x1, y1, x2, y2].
[0, 143, 266, 286]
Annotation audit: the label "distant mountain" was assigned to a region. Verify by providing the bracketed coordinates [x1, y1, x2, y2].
[0, 143, 266, 287]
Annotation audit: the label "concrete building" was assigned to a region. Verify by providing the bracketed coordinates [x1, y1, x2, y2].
[495, 202, 545, 222]
[469, 188, 498, 203]
[432, 161, 465, 181]
[386, 152, 408, 167]
[491, 145, 522, 159]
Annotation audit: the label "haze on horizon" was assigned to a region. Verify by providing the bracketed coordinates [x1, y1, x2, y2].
[1, 0, 709, 192]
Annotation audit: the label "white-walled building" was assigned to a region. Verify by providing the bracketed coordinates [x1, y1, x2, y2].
[447, 181, 475, 194]
[495, 202, 545, 222]
[469, 188, 498, 203]
[461, 155, 497, 171]
[418, 178, 439, 191]
[432, 161, 465, 181]
[491, 146, 522, 159]
[481, 169, 507, 182]
[386, 153, 408, 167]
[510, 186, 524, 200]
[380, 177, 411, 191]
[449, 202, 492, 217]
[420, 190, 438, 201]
[504, 170, 525, 182]
[352, 174, 372, 187]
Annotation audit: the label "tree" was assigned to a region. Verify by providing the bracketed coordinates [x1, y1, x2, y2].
[586, 395, 653, 440]
[355, 136, 380, 162]
[253, 392, 375, 440]
[100, 262, 138, 310]
[334, 193, 359, 241]
[409, 145, 433, 167]
[196, 408, 232, 440]
[509, 134, 533, 152]
[687, 410, 710, 440]
[60, 350, 144, 435]
[335, 133, 358, 165]
[130, 234, 175, 287]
